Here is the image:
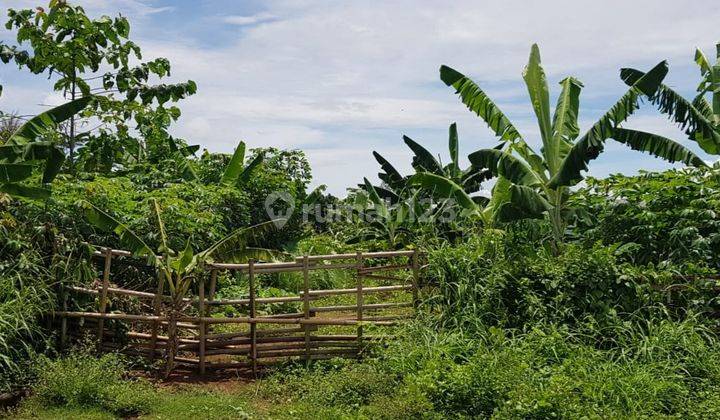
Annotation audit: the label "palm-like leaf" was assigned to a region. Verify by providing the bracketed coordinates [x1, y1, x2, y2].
[611, 128, 707, 167]
[8, 96, 92, 144]
[620, 67, 720, 154]
[549, 61, 669, 187]
[440, 65, 522, 142]
[372, 151, 404, 189]
[201, 220, 278, 263]
[81, 200, 156, 260]
[403, 135, 442, 173]
[523, 44, 555, 172]
[468, 149, 542, 187]
[220, 141, 246, 185]
[236, 152, 264, 186]
[407, 172, 478, 213]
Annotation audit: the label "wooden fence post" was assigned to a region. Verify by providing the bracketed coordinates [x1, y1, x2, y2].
[150, 270, 165, 361]
[97, 248, 112, 346]
[198, 276, 206, 375]
[302, 255, 311, 363]
[411, 250, 420, 310]
[356, 251, 364, 353]
[249, 260, 258, 377]
[208, 269, 218, 304]
[60, 291, 68, 348]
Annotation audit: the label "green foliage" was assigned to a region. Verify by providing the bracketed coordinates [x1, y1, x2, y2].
[31, 351, 152, 417]
[1, 1, 197, 172]
[571, 167, 720, 267]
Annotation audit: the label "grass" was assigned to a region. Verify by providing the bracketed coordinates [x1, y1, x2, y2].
[12, 383, 255, 420]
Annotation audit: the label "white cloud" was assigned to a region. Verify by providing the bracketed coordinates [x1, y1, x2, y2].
[3, 0, 720, 194]
[223, 12, 277, 26]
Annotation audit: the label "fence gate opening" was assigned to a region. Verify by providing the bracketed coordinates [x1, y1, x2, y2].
[56, 248, 422, 376]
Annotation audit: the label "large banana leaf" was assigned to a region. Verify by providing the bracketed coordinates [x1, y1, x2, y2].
[407, 172, 478, 213]
[448, 122, 460, 175]
[620, 68, 720, 154]
[220, 141, 246, 185]
[237, 152, 264, 186]
[403, 135, 442, 173]
[495, 184, 552, 222]
[523, 44, 555, 172]
[9, 96, 92, 144]
[0, 164, 33, 183]
[440, 65, 522, 143]
[611, 128, 707, 167]
[0, 183, 50, 199]
[201, 220, 278, 263]
[549, 61, 669, 187]
[468, 148, 542, 187]
[552, 77, 583, 166]
[20, 142, 66, 183]
[372, 151, 404, 189]
[81, 201, 156, 260]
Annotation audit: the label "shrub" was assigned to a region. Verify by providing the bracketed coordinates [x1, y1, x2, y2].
[32, 351, 153, 417]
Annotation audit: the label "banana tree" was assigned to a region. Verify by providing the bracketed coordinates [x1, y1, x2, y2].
[371, 123, 491, 196]
[219, 140, 264, 187]
[425, 44, 691, 250]
[82, 198, 279, 375]
[1, 96, 91, 198]
[614, 43, 720, 157]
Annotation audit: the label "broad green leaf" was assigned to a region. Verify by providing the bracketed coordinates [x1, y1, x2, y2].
[372, 151, 404, 189]
[611, 128, 707, 168]
[0, 163, 33, 183]
[620, 67, 720, 154]
[482, 176, 512, 223]
[448, 123, 459, 175]
[468, 149, 541, 187]
[220, 141, 246, 185]
[552, 77, 583, 166]
[407, 172, 478, 213]
[10, 96, 92, 144]
[0, 183, 50, 199]
[81, 201, 155, 260]
[549, 61, 669, 187]
[695, 48, 712, 76]
[236, 152, 264, 186]
[201, 220, 278, 263]
[403, 135, 442, 173]
[440, 65, 522, 143]
[20, 142, 66, 183]
[523, 44, 555, 172]
[495, 184, 552, 222]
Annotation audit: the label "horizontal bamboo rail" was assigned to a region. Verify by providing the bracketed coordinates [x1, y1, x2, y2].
[65, 246, 424, 375]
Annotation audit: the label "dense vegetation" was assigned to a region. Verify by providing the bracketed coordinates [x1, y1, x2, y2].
[2, 1, 720, 418]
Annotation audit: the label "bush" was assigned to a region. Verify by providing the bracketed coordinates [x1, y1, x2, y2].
[32, 351, 153, 417]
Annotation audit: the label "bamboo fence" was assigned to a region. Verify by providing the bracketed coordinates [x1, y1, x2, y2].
[56, 247, 422, 376]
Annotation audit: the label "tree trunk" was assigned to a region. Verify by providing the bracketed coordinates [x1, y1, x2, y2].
[164, 307, 178, 378]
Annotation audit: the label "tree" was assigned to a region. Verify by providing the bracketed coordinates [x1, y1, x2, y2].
[371, 123, 491, 197]
[1, 1, 196, 173]
[82, 199, 281, 375]
[419, 44, 689, 250]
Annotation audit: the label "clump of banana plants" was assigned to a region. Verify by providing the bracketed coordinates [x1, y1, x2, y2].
[411, 44, 704, 252]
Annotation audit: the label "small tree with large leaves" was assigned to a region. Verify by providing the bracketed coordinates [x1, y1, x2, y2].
[1, 1, 196, 173]
[82, 198, 281, 375]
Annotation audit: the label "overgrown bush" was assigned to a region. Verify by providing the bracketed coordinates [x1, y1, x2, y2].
[32, 351, 153, 417]
[571, 167, 720, 268]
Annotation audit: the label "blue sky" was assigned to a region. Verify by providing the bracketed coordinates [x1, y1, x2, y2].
[1, 0, 719, 195]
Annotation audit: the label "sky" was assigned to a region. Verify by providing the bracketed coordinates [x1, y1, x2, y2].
[1, 0, 719, 196]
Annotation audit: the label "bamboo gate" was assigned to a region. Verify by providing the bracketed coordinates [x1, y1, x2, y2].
[55, 248, 422, 375]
